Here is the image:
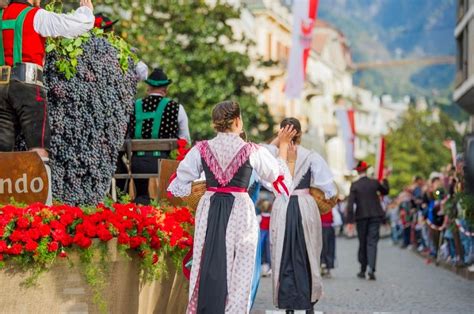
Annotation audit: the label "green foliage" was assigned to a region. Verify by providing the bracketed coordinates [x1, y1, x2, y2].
[45, 0, 138, 80]
[385, 108, 462, 195]
[458, 192, 474, 229]
[79, 246, 108, 314]
[95, 0, 274, 141]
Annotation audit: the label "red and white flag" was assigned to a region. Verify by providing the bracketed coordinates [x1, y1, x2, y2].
[443, 139, 457, 166]
[336, 108, 356, 170]
[284, 0, 319, 99]
[375, 137, 386, 181]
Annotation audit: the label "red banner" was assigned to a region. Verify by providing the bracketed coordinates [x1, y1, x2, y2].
[376, 137, 386, 181]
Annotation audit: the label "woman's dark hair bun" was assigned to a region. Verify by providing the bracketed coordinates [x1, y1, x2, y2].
[212, 101, 241, 132]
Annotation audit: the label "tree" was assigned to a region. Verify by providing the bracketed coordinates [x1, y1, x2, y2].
[94, 0, 274, 141]
[385, 107, 462, 195]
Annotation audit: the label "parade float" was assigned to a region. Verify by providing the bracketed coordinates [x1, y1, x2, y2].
[0, 3, 192, 313]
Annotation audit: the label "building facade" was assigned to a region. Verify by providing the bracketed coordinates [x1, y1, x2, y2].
[454, 0, 474, 130]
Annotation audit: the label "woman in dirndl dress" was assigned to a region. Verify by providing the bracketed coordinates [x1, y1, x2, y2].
[167, 101, 294, 314]
[266, 118, 337, 314]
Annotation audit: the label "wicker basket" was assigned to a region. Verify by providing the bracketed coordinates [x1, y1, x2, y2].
[310, 187, 338, 215]
[180, 181, 207, 210]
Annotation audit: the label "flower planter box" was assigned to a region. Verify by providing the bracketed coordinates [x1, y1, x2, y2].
[0, 239, 188, 314]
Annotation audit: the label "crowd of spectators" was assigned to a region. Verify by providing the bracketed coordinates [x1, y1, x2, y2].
[387, 154, 474, 270]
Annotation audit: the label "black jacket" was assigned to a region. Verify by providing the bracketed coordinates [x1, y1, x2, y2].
[346, 176, 390, 222]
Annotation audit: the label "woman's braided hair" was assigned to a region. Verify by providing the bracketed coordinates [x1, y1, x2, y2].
[212, 101, 241, 132]
[280, 117, 302, 144]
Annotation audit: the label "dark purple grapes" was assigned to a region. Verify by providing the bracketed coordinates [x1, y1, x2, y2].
[43, 35, 138, 205]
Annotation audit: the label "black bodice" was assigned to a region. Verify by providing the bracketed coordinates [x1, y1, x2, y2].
[202, 160, 253, 188]
[295, 169, 311, 190]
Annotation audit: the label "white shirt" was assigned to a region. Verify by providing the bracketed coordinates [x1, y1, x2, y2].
[135, 61, 149, 81]
[149, 93, 191, 142]
[33, 6, 94, 38]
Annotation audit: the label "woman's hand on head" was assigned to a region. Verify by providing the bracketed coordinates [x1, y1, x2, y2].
[278, 125, 297, 146]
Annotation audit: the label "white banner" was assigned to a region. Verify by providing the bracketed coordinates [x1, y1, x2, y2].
[336, 109, 355, 170]
[284, 0, 316, 99]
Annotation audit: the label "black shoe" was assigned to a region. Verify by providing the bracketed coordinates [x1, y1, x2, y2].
[368, 272, 376, 280]
[286, 311, 295, 314]
[357, 271, 366, 279]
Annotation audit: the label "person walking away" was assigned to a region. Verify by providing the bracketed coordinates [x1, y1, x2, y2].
[346, 161, 390, 280]
[0, 0, 94, 203]
[259, 199, 272, 277]
[266, 117, 337, 314]
[167, 101, 294, 314]
[129, 68, 190, 204]
[320, 208, 336, 278]
[334, 196, 346, 236]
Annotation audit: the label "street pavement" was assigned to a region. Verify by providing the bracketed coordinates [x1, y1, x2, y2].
[251, 237, 474, 313]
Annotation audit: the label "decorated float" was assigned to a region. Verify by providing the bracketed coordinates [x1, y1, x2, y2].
[0, 3, 193, 313]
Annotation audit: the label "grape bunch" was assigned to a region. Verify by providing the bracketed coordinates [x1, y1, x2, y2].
[44, 35, 138, 205]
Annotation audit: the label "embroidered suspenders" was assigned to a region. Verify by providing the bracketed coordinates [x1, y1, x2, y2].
[134, 97, 171, 156]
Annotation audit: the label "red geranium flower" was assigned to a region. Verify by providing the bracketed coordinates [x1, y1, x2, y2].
[0, 240, 7, 253]
[150, 236, 161, 250]
[48, 241, 59, 252]
[60, 213, 74, 226]
[177, 138, 188, 148]
[31, 215, 42, 228]
[50, 220, 65, 230]
[25, 240, 38, 252]
[118, 233, 130, 245]
[130, 236, 145, 249]
[9, 230, 26, 242]
[8, 243, 23, 255]
[73, 233, 92, 249]
[39, 224, 51, 237]
[27, 228, 41, 241]
[97, 225, 113, 242]
[17, 216, 30, 229]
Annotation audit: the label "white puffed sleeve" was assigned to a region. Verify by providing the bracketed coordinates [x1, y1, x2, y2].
[34, 7, 94, 38]
[249, 146, 291, 193]
[167, 146, 203, 197]
[310, 153, 337, 199]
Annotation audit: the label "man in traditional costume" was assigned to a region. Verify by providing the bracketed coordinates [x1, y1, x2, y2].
[347, 160, 390, 280]
[129, 68, 190, 204]
[168, 101, 294, 314]
[0, 0, 94, 157]
[266, 118, 337, 314]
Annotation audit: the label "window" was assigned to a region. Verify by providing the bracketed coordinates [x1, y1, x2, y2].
[277, 42, 288, 64]
[456, 28, 469, 83]
[267, 33, 272, 60]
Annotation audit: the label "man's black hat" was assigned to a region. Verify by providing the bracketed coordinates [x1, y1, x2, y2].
[145, 68, 172, 88]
